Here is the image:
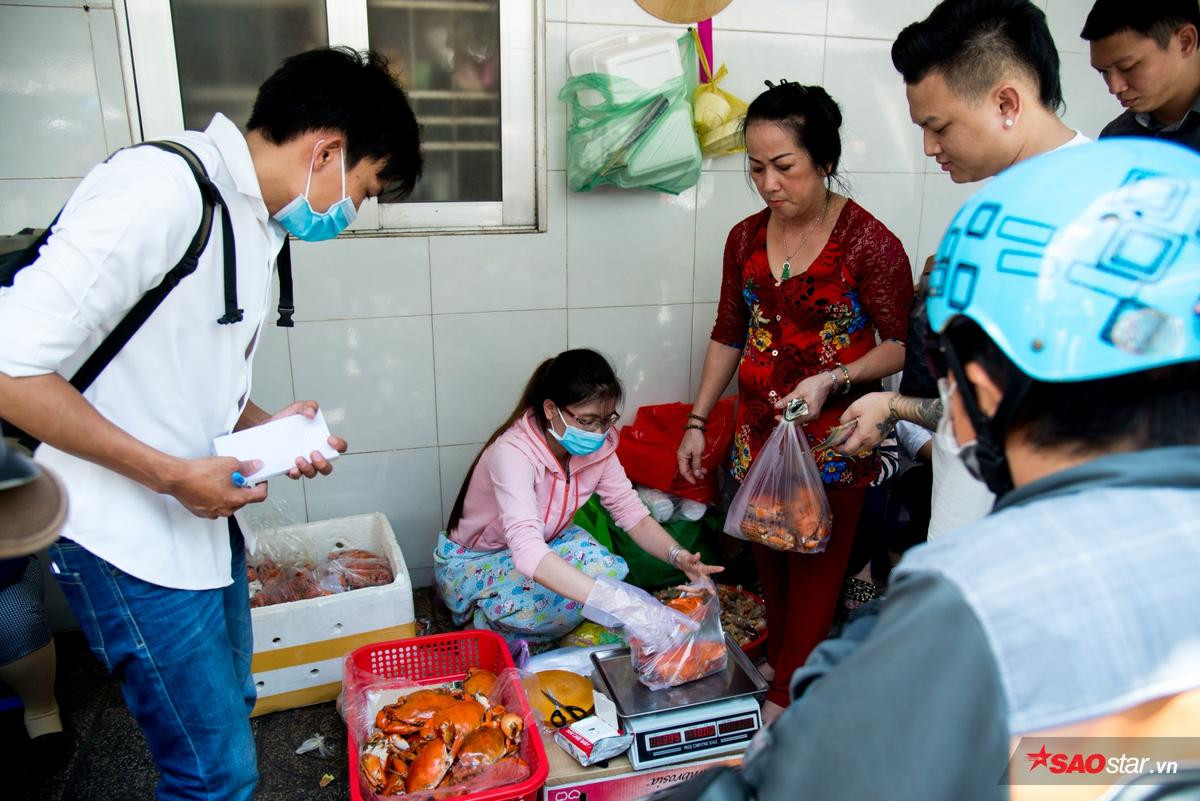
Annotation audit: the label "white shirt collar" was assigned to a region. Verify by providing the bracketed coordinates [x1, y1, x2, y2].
[204, 113, 264, 204]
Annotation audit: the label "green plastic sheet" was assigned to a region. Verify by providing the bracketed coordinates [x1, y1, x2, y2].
[573, 496, 721, 590]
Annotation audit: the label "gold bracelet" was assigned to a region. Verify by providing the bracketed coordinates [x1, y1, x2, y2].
[838, 364, 851, 393]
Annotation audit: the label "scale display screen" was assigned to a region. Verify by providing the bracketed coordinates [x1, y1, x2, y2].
[719, 718, 755, 735]
[625, 695, 763, 771]
[639, 711, 760, 758]
[648, 732, 682, 749]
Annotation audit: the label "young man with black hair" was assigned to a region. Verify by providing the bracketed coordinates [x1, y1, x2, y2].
[890, 0, 1081, 183]
[832, 0, 1089, 543]
[0, 47, 421, 800]
[659, 138, 1200, 801]
[1084, 0, 1200, 149]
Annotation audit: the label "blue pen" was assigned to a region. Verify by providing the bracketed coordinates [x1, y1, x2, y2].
[231, 471, 249, 488]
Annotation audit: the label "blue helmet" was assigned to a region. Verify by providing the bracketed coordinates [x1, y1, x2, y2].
[926, 138, 1200, 382]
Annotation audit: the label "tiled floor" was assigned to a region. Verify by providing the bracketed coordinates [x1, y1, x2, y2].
[5, 587, 456, 801]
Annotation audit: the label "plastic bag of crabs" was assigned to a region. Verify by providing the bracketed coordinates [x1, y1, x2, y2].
[631, 577, 728, 691]
[341, 666, 536, 799]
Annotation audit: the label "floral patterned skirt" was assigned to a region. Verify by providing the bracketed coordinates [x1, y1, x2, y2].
[433, 526, 628, 646]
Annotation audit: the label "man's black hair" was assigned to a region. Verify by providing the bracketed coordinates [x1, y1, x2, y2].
[892, 0, 1064, 112]
[945, 319, 1200, 453]
[248, 47, 423, 200]
[1082, 0, 1200, 48]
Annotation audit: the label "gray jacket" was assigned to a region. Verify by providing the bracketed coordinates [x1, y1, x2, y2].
[738, 446, 1200, 801]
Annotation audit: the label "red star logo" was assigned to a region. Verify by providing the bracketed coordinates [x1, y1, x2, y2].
[1026, 746, 1052, 771]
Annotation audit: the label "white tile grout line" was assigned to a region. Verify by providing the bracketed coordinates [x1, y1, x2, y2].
[688, 177, 701, 401]
[280, 323, 311, 522]
[424, 239, 447, 528]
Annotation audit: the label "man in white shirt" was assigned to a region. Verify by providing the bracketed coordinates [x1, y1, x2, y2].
[0, 48, 421, 800]
[833, 0, 1089, 540]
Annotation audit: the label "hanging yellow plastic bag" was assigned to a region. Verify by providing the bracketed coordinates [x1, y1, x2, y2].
[690, 29, 749, 159]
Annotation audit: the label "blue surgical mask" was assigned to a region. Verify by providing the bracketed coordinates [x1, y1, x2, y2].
[549, 409, 606, 456]
[274, 145, 357, 242]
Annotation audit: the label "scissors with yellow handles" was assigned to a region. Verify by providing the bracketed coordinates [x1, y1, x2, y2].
[541, 688, 590, 728]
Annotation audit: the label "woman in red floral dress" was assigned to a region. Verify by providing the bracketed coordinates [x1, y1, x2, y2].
[677, 83, 913, 721]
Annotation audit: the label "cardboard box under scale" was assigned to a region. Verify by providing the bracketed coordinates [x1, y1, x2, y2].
[540, 728, 742, 801]
[246, 512, 415, 716]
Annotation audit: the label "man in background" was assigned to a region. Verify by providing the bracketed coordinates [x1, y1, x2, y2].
[1084, 0, 1200, 150]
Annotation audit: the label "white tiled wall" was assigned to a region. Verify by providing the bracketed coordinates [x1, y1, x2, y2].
[3, 0, 1117, 587]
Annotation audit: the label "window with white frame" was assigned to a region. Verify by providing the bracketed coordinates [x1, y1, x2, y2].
[117, 0, 543, 233]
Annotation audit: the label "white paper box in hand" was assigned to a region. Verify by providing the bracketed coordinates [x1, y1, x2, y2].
[213, 410, 339, 485]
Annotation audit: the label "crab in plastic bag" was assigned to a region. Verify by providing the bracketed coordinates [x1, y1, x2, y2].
[630, 578, 728, 691]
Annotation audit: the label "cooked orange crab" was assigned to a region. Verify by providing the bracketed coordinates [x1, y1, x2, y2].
[375, 688, 463, 735]
[462, 666, 497, 706]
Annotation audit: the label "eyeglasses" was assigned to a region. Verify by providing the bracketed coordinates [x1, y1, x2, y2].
[561, 407, 621, 433]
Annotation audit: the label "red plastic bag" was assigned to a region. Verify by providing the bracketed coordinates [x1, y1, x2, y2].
[616, 397, 735, 505]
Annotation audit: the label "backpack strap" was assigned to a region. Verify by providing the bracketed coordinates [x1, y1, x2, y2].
[69, 140, 224, 393]
[275, 236, 295, 327]
[136, 141, 242, 326]
[214, 198, 243, 325]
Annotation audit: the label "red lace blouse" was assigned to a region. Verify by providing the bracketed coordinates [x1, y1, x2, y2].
[711, 201, 913, 488]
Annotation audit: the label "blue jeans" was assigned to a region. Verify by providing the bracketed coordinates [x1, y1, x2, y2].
[48, 521, 257, 801]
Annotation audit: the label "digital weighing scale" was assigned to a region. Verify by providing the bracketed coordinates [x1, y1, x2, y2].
[591, 635, 768, 770]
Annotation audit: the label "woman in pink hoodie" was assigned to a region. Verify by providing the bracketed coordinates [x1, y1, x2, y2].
[435, 349, 722, 645]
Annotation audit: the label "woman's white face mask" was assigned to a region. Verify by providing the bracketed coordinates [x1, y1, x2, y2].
[936, 377, 984, 481]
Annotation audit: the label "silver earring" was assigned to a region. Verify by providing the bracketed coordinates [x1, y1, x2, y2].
[1004, 118, 1014, 128]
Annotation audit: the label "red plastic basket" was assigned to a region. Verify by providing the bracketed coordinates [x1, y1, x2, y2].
[345, 631, 548, 801]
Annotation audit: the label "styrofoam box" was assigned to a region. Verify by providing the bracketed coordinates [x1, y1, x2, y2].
[245, 512, 416, 716]
[568, 31, 684, 104]
[566, 31, 699, 189]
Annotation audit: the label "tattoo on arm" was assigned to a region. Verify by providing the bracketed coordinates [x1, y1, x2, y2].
[877, 414, 898, 439]
[891, 395, 943, 431]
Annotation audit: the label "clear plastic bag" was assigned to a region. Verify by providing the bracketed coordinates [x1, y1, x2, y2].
[315, 549, 394, 594]
[558, 32, 701, 195]
[689, 30, 749, 160]
[723, 400, 834, 554]
[631, 577, 727, 691]
[246, 528, 393, 608]
[339, 663, 535, 800]
[246, 528, 324, 608]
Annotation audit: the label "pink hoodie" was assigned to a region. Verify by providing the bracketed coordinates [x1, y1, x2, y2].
[449, 409, 649, 577]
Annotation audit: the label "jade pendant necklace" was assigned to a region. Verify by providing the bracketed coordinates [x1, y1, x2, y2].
[780, 191, 832, 280]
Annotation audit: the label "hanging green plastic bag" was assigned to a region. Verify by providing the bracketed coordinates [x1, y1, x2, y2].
[573, 496, 721, 590]
[558, 33, 701, 195]
[690, 29, 749, 159]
